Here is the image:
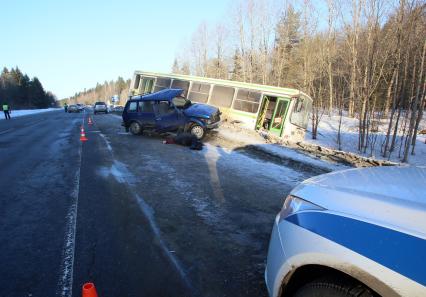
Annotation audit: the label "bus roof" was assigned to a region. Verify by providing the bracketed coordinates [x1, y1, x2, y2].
[132, 88, 183, 101]
[133, 71, 311, 100]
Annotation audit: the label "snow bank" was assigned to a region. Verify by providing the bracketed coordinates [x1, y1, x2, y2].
[0, 108, 59, 120]
[215, 124, 346, 172]
[305, 112, 426, 166]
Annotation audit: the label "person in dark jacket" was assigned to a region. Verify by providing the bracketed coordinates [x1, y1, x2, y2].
[163, 132, 204, 150]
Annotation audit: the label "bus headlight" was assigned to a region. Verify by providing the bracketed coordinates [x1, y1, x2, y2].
[279, 195, 325, 220]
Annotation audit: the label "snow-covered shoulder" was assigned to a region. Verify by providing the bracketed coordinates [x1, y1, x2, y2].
[0, 108, 60, 120]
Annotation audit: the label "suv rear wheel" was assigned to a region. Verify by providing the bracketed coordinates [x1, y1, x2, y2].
[294, 277, 375, 297]
[129, 122, 142, 135]
[190, 124, 205, 140]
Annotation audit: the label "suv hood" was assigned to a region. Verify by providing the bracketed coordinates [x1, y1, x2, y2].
[291, 166, 426, 237]
[183, 103, 218, 118]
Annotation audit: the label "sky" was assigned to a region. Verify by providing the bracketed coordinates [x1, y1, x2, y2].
[1, 0, 230, 99]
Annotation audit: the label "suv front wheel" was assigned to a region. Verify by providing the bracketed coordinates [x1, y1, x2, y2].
[190, 124, 205, 140]
[129, 122, 142, 135]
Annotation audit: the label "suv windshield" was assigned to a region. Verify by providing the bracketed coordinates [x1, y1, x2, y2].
[172, 96, 191, 109]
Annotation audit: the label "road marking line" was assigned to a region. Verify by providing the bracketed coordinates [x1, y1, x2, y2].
[0, 128, 14, 135]
[57, 138, 82, 297]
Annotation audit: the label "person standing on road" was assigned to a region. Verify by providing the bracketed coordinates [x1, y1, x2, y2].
[2, 103, 11, 120]
[64, 103, 68, 113]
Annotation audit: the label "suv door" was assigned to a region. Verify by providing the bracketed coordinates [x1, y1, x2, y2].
[124, 101, 138, 124]
[154, 101, 185, 132]
[138, 101, 156, 128]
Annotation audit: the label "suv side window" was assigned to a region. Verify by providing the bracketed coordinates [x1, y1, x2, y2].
[157, 101, 175, 115]
[128, 102, 138, 112]
[139, 101, 154, 113]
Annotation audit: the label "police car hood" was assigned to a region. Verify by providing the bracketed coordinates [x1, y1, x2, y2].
[291, 166, 426, 238]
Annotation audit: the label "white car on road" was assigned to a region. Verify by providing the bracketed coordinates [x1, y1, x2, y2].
[266, 166, 426, 297]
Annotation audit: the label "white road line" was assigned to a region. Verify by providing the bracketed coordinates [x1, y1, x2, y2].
[0, 128, 14, 135]
[57, 140, 82, 297]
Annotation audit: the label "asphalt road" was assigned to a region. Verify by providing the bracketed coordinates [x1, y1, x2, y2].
[0, 110, 319, 297]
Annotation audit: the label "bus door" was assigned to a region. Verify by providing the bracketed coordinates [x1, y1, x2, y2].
[140, 78, 155, 94]
[270, 97, 290, 136]
[256, 96, 270, 130]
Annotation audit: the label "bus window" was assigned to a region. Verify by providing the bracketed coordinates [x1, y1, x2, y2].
[290, 97, 311, 129]
[188, 82, 210, 103]
[153, 78, 172, 92]
[140, 78, 154, 94]
[133, 75, 141, 90]
[171, 79, 190, 96]
[210, 86, 235, 108]
[233, 89, 261, 113]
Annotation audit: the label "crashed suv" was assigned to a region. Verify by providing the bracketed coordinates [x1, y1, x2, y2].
[122, 88, 220, 139]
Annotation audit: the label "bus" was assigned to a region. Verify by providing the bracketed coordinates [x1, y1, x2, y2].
[128, 71, 312, 142]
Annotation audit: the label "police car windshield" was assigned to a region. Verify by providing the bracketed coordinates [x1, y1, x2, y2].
[172, 96, 191, 109]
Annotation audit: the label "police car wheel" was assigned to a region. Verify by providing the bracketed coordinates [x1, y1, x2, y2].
[130, 122, 142, 135]
[294, 278, 374, 297]
[190, 124, 205, 140]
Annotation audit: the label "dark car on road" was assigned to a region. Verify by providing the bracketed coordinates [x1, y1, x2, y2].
[94, 101, 108, 114]
[122, 88, 221, 139]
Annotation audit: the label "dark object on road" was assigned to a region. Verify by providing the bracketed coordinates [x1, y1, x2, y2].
[64, 103, 68, 113]
[163, 132, 204, 150]
[67, 105, 80, 113]
[122, 88, 221, 140]
[94, 101, 108, 114]
[2, 103, 11, 120]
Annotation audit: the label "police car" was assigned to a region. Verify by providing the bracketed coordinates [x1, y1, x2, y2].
[265, 166, 426, 297]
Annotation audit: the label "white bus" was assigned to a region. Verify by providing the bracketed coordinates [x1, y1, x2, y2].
[129, 71, 312, 142]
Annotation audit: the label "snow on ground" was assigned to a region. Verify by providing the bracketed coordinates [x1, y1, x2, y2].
[252, 143, 349, 172]
[305, 111, 426, 166]
[216, 125, 347, 172]
[0, 108, 59, 120]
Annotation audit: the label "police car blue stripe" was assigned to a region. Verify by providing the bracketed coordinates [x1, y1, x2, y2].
[285, 212, 426, 285]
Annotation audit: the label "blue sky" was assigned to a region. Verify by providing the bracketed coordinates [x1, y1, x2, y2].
[1, 0, 230, 99]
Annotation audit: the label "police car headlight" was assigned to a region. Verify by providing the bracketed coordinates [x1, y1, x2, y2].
[279, 195, 324, 220]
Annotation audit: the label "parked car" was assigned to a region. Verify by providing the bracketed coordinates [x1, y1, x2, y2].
[122, 88, 221, 139]
[265, 166, 426, 297]
[76, 103, 84, 111]
[94, 101, 108, 114]
[67, 105, 80, 113]
[113, 105, 124, 113]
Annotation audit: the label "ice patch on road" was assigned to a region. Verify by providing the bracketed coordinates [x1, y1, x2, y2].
[97, 132, 193, 291]
[97, 160, 137, 185]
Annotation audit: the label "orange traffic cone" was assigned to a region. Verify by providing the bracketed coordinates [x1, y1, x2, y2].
[80, 126, 88, 142]
[82, 282, 98, 297]
[88, 117, 93, 125]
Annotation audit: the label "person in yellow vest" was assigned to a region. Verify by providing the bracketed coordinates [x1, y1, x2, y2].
[2, 103, 11, 120]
